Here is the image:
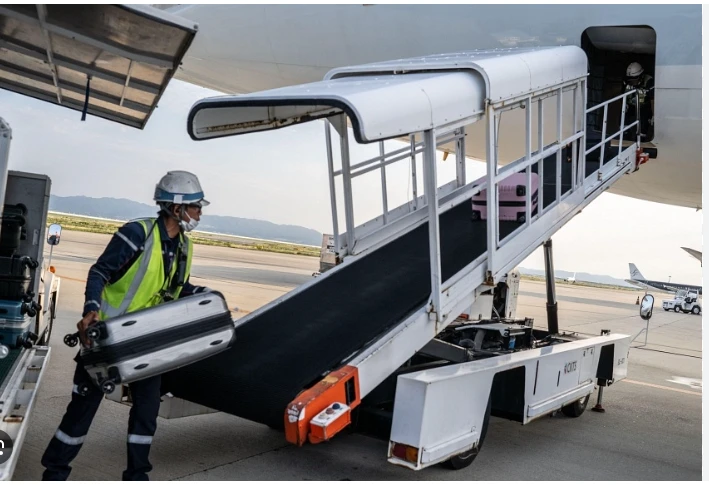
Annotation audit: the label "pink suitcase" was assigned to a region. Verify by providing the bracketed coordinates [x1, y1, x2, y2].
[471, 173, 539, 223]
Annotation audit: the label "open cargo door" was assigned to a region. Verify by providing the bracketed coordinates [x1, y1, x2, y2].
[0, 4, 197, 128]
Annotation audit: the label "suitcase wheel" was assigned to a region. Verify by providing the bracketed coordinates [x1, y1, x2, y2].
[64, 333, 79, 347]
[86, 326, 101, 341]
[100, 380, 116, 394]
[20, 332, 38, 349]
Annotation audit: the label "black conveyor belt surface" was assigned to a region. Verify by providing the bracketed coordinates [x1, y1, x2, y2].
[163, 155, 586, 428]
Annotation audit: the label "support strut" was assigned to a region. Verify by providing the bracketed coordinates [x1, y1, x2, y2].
[543, 239, 559, 335]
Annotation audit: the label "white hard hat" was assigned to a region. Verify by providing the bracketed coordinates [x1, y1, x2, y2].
[154, 170, 210, 207]
[626, 62, 644, 78]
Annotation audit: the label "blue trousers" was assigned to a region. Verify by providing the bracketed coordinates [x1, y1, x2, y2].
[41, 357, 162, 480]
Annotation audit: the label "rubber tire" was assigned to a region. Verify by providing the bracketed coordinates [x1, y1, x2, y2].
[674, 306, 681, 313]
[561, 394, 590, 418]
[444, 395, 491, 470]
[692, 306, 701, 315]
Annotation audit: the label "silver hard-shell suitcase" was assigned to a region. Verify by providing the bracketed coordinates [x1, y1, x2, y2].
[64, 291, 235, 393]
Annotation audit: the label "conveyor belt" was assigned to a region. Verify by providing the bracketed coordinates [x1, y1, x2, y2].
[162, 149, 603, 428]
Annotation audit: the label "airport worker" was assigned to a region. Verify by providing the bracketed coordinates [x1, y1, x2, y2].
[41, 171, 212, 481]
[624, 62, 654, 140]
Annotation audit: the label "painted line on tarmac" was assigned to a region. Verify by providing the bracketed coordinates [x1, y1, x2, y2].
[56, 274, 87, 283]
[621, 379, 701, 396]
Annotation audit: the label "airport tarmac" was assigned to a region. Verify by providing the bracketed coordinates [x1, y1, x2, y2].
[13, 230, 702, 480]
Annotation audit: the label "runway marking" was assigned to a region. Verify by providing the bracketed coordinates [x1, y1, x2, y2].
[56, 275, 87, 283]
[666, 376, 702, 390]
[622, 379, 702, 396]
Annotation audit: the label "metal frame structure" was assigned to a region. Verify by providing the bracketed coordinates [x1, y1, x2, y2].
[186, 46, 646, 468]
[318, 78, 640, 329]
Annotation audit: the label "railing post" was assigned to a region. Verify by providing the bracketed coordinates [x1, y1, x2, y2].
[581, 79, 587, 183]
[537, 98, 544, 214]
[410, 134, 418, 210]
[324, 121, 340, 257]
[572, 83, 578, 189]
[618, 94, 627, 165]
[486, 103, 497, 281]
[525, 96, 532, 225]
[339, 114, 356, 255]
[455, 128, 466, 188]
[379, 141, 388, 223]
[423, 129, 442, 321]
[600, 104, 608, 167]
[556, 88, 562, 204]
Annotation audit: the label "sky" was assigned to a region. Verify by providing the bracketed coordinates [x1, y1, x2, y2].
[0, 79, 703, 286]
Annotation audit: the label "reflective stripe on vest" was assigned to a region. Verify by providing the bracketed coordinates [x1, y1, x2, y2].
[626, 75, 652, 106]
[99, 218, 193, 320]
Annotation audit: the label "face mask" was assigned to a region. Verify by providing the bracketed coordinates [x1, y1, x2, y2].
[179, 215, 199, 232]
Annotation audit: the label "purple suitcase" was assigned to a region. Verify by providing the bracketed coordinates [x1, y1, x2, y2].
[471, 173, 539, 223]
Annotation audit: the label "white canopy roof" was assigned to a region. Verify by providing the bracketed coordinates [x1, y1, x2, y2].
[326, 46, 587, 103]
[188, 46, 587, 143]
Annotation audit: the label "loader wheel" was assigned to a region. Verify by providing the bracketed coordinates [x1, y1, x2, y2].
[674, 306, 681, 313]
[561, 394, 590, 418]
[444, 394, 491, 470]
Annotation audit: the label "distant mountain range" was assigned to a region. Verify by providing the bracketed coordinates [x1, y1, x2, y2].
[47, 196, 640, 286]
[518, 267, 637, 288]
[49, 195, 323, 246]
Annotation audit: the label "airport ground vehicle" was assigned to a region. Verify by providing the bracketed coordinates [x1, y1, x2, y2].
[0, 120, 61, 480]
[120, 46, 649, 471]
[662, 289, 701, 315]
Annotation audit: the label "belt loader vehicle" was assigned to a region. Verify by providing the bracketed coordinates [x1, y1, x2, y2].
[144, 46, 650, 471]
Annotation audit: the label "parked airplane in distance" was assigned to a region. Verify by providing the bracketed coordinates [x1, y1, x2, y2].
[626, 263, 702, 295]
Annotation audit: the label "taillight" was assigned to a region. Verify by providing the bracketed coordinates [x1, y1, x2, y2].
[391, 442, 419, 464]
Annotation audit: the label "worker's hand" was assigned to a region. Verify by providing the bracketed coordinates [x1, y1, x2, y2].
[77, 311, 98, 347]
